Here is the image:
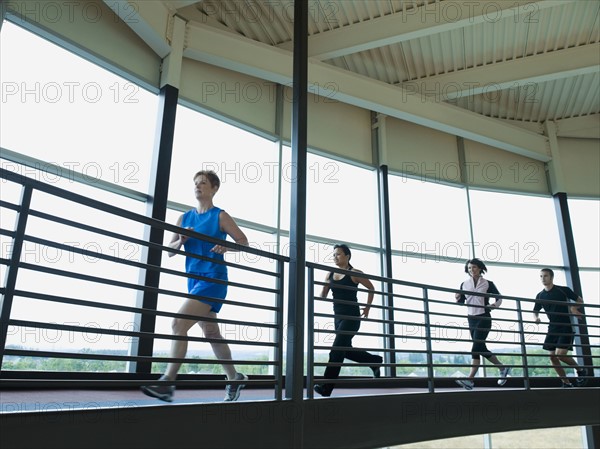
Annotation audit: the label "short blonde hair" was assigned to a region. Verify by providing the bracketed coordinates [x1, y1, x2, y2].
[193, 170, 220, 189]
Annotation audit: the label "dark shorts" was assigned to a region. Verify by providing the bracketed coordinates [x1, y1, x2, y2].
[187, 272, 228, 313]
[543, 325, 574, 351]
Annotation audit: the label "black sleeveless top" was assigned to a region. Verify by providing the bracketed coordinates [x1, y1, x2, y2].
[330, 272, 360, 317]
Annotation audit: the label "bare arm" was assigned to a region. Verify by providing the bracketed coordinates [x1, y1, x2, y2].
[352, 270, 375, 318]
[167, 214, 186, 258]
[320, 273, 331, 298]
[533, 299, 542, 324]
[570, 296, 585, 320]
[210, 211, 249, 254]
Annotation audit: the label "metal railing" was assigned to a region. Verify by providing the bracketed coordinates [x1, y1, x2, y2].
[0, 166, 598, 405]
[0, 167, 287, 398]
[306, 262, 598, 396]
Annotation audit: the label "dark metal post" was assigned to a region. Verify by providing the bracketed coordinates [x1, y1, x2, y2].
[378, 164, 396, 377]
[306, 267, 315, 399]
[130, 84, 179, 374]
[422, 288, 434, 392]
[553, 193, 593, 374]
[284, 2, 308, 446]
[274, 258, 285, 401]
[515, 298, 531, 390]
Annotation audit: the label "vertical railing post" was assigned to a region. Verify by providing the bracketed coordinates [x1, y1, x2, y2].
[515, 298, 531, 390]
[378, 165, 396, 378]
[274, 258, 285, 401]
[306, 266, 315, 399]
[422, 288, 435, 393]
[0, 184, 33, 365]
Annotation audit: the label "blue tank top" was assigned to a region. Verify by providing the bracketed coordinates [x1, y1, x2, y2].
[181, 207, 227, 274]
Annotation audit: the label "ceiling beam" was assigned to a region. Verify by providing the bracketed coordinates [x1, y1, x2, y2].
[102, 0, 171, 58]
[555, 114, 600, 139]
[277, 0, 576, 60]
[176, 2, 234, 32]
[166, 0, 203, 9]
[184, 23, 550, 161]
[403, 43, 600, 99]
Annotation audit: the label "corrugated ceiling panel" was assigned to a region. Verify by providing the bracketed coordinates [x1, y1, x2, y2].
[187, 0, 598, 124]
[451, 72, 600, 122]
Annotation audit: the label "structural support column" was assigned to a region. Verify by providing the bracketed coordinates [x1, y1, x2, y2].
[553, 192, 596, 449]
[285, 0, 308, 414]
[129, 84, 179, 373]
[129, 14, 184, 374]
[372, 113, 395, 376]
[553, 193, 593, 365]
[378, 164, 396, 377]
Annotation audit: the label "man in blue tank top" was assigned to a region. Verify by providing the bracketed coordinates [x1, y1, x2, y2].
[142, 170, 249, 402]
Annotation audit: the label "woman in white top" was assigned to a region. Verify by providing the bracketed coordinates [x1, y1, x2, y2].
[454, 258, 511, 390]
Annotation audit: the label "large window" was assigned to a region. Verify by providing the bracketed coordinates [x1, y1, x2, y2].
[0, 21, 157, 190]
[568, 198, 600, 268]
[0, 22, 157, 372]
[280, 150, 379, 246]
[389, 175, 472, 260]
[469, 190, 563, 266]
[169, 105, 279, 228]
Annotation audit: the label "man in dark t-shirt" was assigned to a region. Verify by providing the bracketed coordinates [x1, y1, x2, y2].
[534, 268, 588, 388]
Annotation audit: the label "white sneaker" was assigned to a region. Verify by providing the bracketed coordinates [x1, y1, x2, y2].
[141, 376, 175, 402]
[224, 373, 248, 401]
[498, 367, 511, 386]
[455, 379, 474, 390]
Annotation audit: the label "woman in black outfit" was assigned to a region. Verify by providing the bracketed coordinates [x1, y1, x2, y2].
[314, 244, 383, 397]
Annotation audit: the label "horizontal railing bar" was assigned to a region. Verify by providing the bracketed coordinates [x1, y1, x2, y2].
[16, 261, 278, 312]
[309, 262, 596, 308]
[24, 209, 282, 279]
[3, 349, 276, 366]
[0, 379, 276, 388]
[21, 232, 281, 295]
[0, 166, 288, 262]
[8, 320, 277, 348]
[11, 290, 280, 329]
[0, 199, 19, 212]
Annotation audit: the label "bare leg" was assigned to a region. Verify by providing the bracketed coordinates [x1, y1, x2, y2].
[198, 311, 238, 380]
[164, 299, 213, 380]
[555, 348, 581, 379]
[467, 357, 481, 378]
[549, 350, 568, 381]
[487, 354, 507, 372]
